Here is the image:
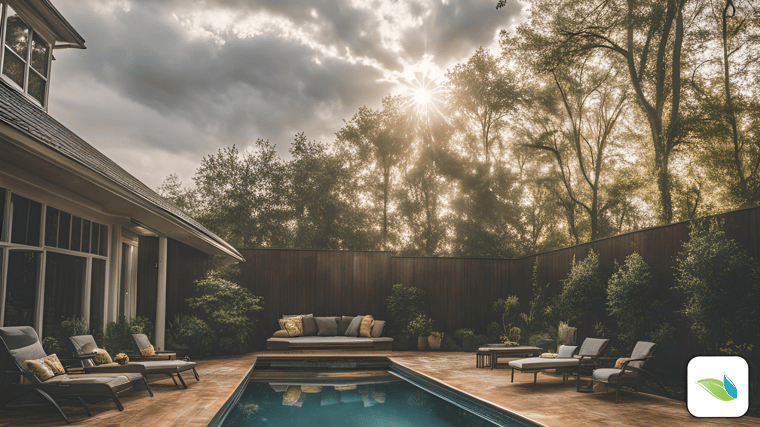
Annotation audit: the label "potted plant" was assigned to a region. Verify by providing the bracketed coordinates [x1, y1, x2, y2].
[428, 332, 443, 350]
[405, 314, 433, 350]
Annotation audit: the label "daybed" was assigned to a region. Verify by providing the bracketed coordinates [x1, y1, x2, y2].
[266, 314, 393, 351]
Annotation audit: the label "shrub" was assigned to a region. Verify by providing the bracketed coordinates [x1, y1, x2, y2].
[462, 334, 488, 352]
[45, 316, 90, 356]
[492, 295, 519, 341]
[518, 259, 550, 344]
[188, 268, 264, 354]
[556, 249, 606, 329]
[607, 252, 660, 348]
[385, 284, 427, 334]
[103, 316, 154, 355]
[42, 336, 63, 355]
[404, 314, 433, 336]
[167, 315, 215, 356]
[674, 218, 760, 352]
[439, 334, 462, 351]
[486, 321, 502, 342]
[453, 328, 474, 346]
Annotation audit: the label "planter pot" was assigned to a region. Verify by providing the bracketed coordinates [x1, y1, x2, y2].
[428, 333, 443, 350]
[417, 335, 430, 350]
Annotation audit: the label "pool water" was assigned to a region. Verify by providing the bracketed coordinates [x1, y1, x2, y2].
[223, 377, 498, 427]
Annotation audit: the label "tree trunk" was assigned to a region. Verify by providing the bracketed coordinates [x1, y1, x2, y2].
[722, 0, 748, 203]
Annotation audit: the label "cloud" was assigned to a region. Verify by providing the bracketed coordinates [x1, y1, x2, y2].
[47, 0, 526, 189]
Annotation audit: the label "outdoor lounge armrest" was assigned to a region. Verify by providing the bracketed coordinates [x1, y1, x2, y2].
[76, 352, 98, 359]
[7, 370, 38, 382]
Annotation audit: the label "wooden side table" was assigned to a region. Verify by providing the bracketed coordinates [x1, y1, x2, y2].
[476, 350, 492, 368]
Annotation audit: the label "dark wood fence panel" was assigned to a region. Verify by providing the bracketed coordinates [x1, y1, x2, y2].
[237, 249, 393, 335]
[165, 238, 211, 323]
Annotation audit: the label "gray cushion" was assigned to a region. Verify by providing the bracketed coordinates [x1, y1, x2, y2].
[557, 345, 577, 358]
[0, 326, 47, 371]
[132, 334, 152, 352]
[284, 314, 318, 336]
[628, 341, 656, 369]
[578, 338, 609, 356]
[509, 357, 579, 370]
[344, 316, 365, 337]
[592, 368, 639, 383]
[339, 316, 354, 336]
[370, 320, 385, 338]
[316, 317, 339, 336]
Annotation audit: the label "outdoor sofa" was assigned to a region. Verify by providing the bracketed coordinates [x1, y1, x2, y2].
[267, 314, 393, 351]
[0, 326, 149, 424]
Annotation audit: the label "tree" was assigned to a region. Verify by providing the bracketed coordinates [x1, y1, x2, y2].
[192, 142, 290, 248]
[504, 0, 691, 224]
[157, 174, 197, 215]
[607, 252, 661, 349]
[445, 47, 522, 164]
[337, 95, 413, 250]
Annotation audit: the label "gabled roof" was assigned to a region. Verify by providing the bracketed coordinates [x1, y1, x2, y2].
[12, 0, 86, 49]
[0, 78, 244, 261]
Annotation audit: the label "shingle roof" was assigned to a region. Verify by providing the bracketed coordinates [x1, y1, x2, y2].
[0, 78, 242, 260]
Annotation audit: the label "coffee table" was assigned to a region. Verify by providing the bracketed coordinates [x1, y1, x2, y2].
[476, 346, 543, 369]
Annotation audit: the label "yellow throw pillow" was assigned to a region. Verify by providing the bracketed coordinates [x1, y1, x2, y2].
[43, 354, 66, 375]
[93, 348, 113, 365]
[278, 316, 303, 337]
[614, 358, 629, 369]
[140, 345, 156, 356]
[359, 315, 375, 338]
[23, 358, 55, 381]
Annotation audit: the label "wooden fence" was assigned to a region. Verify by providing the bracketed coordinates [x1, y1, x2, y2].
[236, 205, 760, 342]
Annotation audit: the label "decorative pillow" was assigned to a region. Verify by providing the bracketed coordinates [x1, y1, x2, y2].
[140, 345, 156, 356]
[23, 358, 55, 381]
[370, 320, 385, 338]
[359, 315, 375, 338]
[272, 329, 290, 338]
[344, 315, 365, 337]
[540, 353, 558, 358]
[43, 354, 66, 375]
[284, 314, 317, 336]
[114, 353, 130, 365]
[278, 316, 304, 337]
[614, 358, 629, 369]
[339, 316, 354, 336]
[316, 317, 339, 336]
[557, 345, 577, 358]
[93, 348, 113, 365]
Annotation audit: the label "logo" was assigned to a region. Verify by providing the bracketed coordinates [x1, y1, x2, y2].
[687, 356, 748, 418]
[696, 373, 737, 401]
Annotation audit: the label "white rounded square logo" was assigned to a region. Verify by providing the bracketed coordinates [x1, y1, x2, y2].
[687, 356, 749, 418]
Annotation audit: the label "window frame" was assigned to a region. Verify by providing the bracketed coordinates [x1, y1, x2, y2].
[0, 3, 53, 109]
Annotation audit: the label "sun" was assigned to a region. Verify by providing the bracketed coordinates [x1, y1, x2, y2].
[404, 74, 443, 120]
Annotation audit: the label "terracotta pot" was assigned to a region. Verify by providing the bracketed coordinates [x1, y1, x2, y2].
[417, 335, 430, 350]
[428, 332, 443, 350]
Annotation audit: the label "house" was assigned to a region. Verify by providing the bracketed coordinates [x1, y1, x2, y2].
[0, 0, 244, 350]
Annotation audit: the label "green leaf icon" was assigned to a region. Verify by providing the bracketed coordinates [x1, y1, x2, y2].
[696, 378, 736, 401]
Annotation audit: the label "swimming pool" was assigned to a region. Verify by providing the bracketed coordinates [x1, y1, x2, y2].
[215, 358, 541, 427]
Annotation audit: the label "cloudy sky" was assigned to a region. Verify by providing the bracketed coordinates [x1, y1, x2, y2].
[47, 0, 527, 190]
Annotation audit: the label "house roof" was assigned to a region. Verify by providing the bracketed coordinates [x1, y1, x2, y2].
[0, 78, 244, 261]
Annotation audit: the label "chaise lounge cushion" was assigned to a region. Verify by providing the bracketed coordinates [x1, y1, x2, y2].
[316, 317, 339, 336]
[273, 330, 290, 338]
[592, 368, 639, 383]
[508, 357, 580, 370]
[557, 345, 577, 358]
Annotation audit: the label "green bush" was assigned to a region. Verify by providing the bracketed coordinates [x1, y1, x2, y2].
[486, 321, 502, 342]
[453, 328, 474, 345]
[385, 284, 427, 334]
[188, 268, 264, 354]
[674, 218, 760, 352]
[167, 315, 215, 356]
[556, 249, 606, 330]
[404, 313, 433, 336]
[440, 334, 462, 351]
[519, 259, 550, 344]
[42, 336, 63, 355]
[607, 252, 661, 349]
[103, 316, 154, 355]
[492, 295, 519, 341]
[462, 333, 488, 352]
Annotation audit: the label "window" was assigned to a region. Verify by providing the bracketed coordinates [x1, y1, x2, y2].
[3, 250, 39, 327]
[43, 206, 107, 255]
[90, 258, 106, 333]
[1, 5, 51, 106]
[43, 252, 85, 336]
[10, 194, 41, 246]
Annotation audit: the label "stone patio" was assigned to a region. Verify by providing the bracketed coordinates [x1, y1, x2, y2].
[0, 351, 757, 426]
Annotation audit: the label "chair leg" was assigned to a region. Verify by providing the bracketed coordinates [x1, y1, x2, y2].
[511, 368, 514, 383]
[78, 397, 91, 417]
[192, 368, 200, 381]
[176, 372, 188, 389]
[111, 391, 124, 411]
[169, 374, 179, 388]
[35, 389, 70, 424]
[533, 372, 537, 385]
[144, 378, 154, 397]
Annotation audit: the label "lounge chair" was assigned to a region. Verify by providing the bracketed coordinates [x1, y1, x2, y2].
[0, 326, 149, 424]
[70, 335, 199, 389]
[589, 341, 670, 403]
[509, 338, 610, 384]
[130, 334, 178, 361]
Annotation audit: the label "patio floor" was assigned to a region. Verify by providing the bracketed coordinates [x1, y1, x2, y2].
[0, 351, 757, 426]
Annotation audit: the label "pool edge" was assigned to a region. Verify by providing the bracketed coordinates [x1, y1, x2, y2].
[207, 360, 257, 427]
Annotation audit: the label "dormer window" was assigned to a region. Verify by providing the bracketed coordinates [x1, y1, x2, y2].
[0, 3, 51, 107]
